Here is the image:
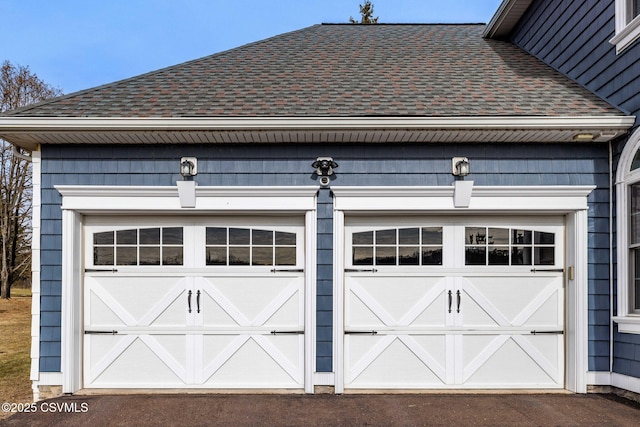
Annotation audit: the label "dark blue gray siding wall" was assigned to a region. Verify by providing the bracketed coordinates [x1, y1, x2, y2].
[510, 0, 640, 121]
[40, 142, 609, 373]
[508, 0, 640, 377]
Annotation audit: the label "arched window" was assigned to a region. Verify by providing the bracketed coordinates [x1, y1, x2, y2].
[615, 128, 640, 333]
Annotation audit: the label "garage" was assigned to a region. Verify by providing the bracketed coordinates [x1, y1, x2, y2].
[342, 216, 565, 389]
[82, 216, 307, 389]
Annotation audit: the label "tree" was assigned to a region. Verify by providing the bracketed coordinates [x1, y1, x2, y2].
[349, 1, 379, 24]
[1, 60, 61, 299]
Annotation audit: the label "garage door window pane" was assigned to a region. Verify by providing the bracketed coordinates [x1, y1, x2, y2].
[399, 228, 419, 245]
[466, 247, 486, 265]
[376, 247, 396, 265]
[489, 228, 509, 245]
[399, 247, 419, 265]
[353, 247, 374, 265]
[94, 231, 114, 245]
[253, 230, 273, 245]
[116, 229, 137, 245]
[489, 247, 509, 265]
[139, 228, 160, 245]
[422, 228, 442, 245]
[276, 247, 296, 265]
[422, 247, 442, 265]
[94, 247, 114, 265]
[376, 229, 396, 245]
[162, 247, 183, 265]
[230, 228, 250, 245]
[229, 247, 250, 265]
[206, 247, 227, 265]
[140, 247, 160, 265]
[253, 247, 273, 265]
[206, 227, 227, 245]
[534, 247, 554, 265]
[163, 228, 183, 245]
[117, 247, 137, 265]
[353, 231, 373, 245]
[275, 231, 296, 246]
[512, 247, 532, 265]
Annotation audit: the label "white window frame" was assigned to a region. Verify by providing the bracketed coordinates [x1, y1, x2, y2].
[611, 0, 640, 53]
[614, 128, 640, 333]
[54, 185, 318, 394]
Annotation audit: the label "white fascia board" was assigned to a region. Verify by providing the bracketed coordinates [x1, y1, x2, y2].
[484, 0, 530, 38]
[0, 116, 635, 131]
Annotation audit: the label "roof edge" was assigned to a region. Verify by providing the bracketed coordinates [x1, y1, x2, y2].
[483, 0, 533, 39]
[0, 116, 634, 132]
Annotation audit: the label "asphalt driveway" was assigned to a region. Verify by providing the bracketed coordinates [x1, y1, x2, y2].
[1, 393, 639, 426]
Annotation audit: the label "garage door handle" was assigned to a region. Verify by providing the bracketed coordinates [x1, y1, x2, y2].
[456, 290, 461, 313]
[196, 290, 201, 313]
[448, 290, 452, 313]
[187, 290, 192, 313]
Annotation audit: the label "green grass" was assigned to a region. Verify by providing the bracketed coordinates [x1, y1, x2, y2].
[0, 295, 33, 418]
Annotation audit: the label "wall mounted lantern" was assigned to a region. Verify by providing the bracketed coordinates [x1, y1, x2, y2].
[312, 157, 338, 186]
[452, 157, 470, 177]
[180, 157, 198, 178]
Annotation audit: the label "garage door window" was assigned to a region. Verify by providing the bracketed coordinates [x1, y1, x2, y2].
[465, 227, 554, 266]
[205, 227, 297, 266]
[352, 227, 443, 266]
[92, 227, 184, 266]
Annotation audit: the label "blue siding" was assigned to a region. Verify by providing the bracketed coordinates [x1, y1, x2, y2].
[511, 0, 640, 121]
[39, 142, 609, 375]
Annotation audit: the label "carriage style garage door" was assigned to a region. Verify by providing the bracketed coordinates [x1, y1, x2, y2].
[83, 216, 306, 389]
[343, 216, 565, 390]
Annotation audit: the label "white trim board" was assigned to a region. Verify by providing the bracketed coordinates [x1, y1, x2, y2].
[588, 372, 640, 395]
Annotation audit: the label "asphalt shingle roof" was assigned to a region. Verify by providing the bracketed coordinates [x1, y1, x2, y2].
[5, 24, 623, 118]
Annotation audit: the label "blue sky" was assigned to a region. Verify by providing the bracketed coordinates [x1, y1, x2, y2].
[1, 0, 503, 94]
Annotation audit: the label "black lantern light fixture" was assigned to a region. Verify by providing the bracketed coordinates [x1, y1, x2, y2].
[180, 157, 198, 178]
[452, 157, 470, 177]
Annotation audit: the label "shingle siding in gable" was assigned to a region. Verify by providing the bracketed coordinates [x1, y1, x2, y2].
[38, 142, 610, 374]
[511, 0, 640, 121]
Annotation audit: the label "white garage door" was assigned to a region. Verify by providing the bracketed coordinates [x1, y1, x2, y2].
[344, 216, 565, 390]
[83, 217, 306, 389]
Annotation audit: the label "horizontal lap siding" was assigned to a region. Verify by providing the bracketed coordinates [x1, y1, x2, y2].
[39, 142, 608, 374]
[511, 0, 640, 375]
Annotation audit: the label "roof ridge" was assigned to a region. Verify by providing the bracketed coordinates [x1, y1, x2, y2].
[320, 22, 487, 26]
[5, 24, 324, 116]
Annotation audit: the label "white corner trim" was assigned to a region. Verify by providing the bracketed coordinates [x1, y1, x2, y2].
[305, 209, 318, 393]
[30, 150, 42, 383]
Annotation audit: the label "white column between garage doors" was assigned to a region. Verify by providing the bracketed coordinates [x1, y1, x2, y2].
[332, 186, 593, 394]
[56, 186, 318, 394]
